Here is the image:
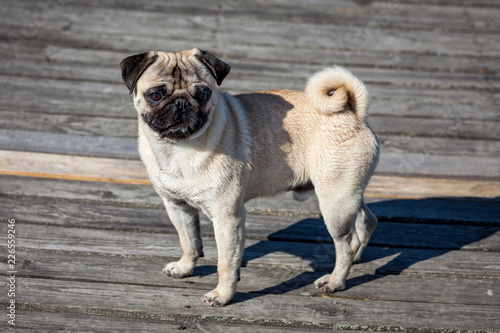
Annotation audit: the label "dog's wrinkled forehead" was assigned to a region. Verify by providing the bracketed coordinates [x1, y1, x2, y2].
[121, 48, 231, 95]
[139, 50, 213, 92]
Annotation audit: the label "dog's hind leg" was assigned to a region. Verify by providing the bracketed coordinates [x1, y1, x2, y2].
[313, 188, 362, 293]
[353, 201, 378, 263]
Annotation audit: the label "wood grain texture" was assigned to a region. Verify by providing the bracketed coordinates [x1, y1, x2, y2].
[1, 72, 498, 120]
[2, 196, 500, 251]
[4, 1, 500, 57]
[8, 222, 500, 277]
[1, 0, 499, 330]
[1, 129, 499, 176]
[3, 311, 332, 333]
[1, 153, 499, 198]
[2, 174, 500, 222]
[1, 109, 499, 141]
[11, 277, 500, 331]
[5, 250, 499, 306]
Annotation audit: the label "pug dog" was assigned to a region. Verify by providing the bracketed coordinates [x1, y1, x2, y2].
[120, 48, 379, 307]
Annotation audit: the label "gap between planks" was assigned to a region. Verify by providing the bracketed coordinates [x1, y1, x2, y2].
[0, 150, 499, 200]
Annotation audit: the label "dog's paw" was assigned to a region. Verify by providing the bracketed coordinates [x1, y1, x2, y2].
[201, 289, 233, 307]
[163, 261, 194, 279]
[314, 274, 345, 294]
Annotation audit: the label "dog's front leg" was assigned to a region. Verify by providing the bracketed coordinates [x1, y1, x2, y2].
[202, 206, 246, 307]
[162, 199, 203, 278]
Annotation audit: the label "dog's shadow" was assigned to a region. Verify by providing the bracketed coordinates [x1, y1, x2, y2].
[194, 197, 500, 304]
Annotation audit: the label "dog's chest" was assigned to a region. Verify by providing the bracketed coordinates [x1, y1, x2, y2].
[145, 146, 219, 206]
[157, 170, 209, 204]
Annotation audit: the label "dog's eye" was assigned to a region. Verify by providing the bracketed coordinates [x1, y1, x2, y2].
[197, 92, 208, 101]
[195, 88, 211, 102]
[148, 92, 162, 102]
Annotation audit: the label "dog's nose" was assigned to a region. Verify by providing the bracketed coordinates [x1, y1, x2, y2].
[175, 98, 191, 110]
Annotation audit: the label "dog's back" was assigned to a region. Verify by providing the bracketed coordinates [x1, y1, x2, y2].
[234, 67, 378, 202]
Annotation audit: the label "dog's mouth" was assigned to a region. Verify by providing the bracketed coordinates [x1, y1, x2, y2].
[143, 102, 208, 140]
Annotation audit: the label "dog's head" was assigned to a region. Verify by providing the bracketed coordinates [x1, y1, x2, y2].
[120, 48, 230, 141]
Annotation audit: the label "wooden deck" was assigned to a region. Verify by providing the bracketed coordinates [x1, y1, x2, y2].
[1, 0, 499, 331]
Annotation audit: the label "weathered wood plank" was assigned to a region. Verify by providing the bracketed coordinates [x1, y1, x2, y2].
[1, 130, 499, 176]
[249, 194, 500, 225]
[3, 310, 329, 333]
[0, 111, 137, 137]
[3, 197, 500, 251]
[377, 151, 500, 177]
[2, 73, 498, 119]
[1, 0, 499, 331]
[2, 49, 499, 92]
[229, 75, 500, 109]
[0, 78, 128, 117]
[7, 0, 500, 34]
[1, 72, 498, 126]
[71, 10, 500, 57]
[1, 174, 500, 223]
[3, 250, 499, 306]
[367, 198, 500, 225]
[366, 174, 500, 200]
[4, 0, 500, 57]
[370, 116, 500, 140]
[2, 110, 500, 141]
[0, 151, 148, 184]
[0, 61, 500, 138]
[0, 174, 162, 207]
[11, 277, 500, 331]
[96, 0, 500, 33]
[4, 33, 499, 84]
[0, 75, 124, 99]
[4, 83, 467, 124]
[10, 223, 500, 276]
[2, 18, 500, 81]
[379, 134, 500, 158]
[44, 42, 500, 76]
[0, 130, 139, 159]
[248, 195, 500, 225]
[1, 152, 499, 198]
[1, 100, 499, 174]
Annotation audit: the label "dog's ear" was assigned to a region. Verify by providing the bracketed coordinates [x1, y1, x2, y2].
[194, 49, 231, 86]
[120, 52, 158, 94]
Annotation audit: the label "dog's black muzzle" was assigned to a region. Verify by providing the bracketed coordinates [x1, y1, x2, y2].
[143, 98, 207, 140]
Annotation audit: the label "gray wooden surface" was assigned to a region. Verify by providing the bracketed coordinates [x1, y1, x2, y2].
[1, 0, 499, 332]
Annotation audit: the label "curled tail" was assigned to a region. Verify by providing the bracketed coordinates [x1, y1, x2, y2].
[305, 66, 368, 119]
